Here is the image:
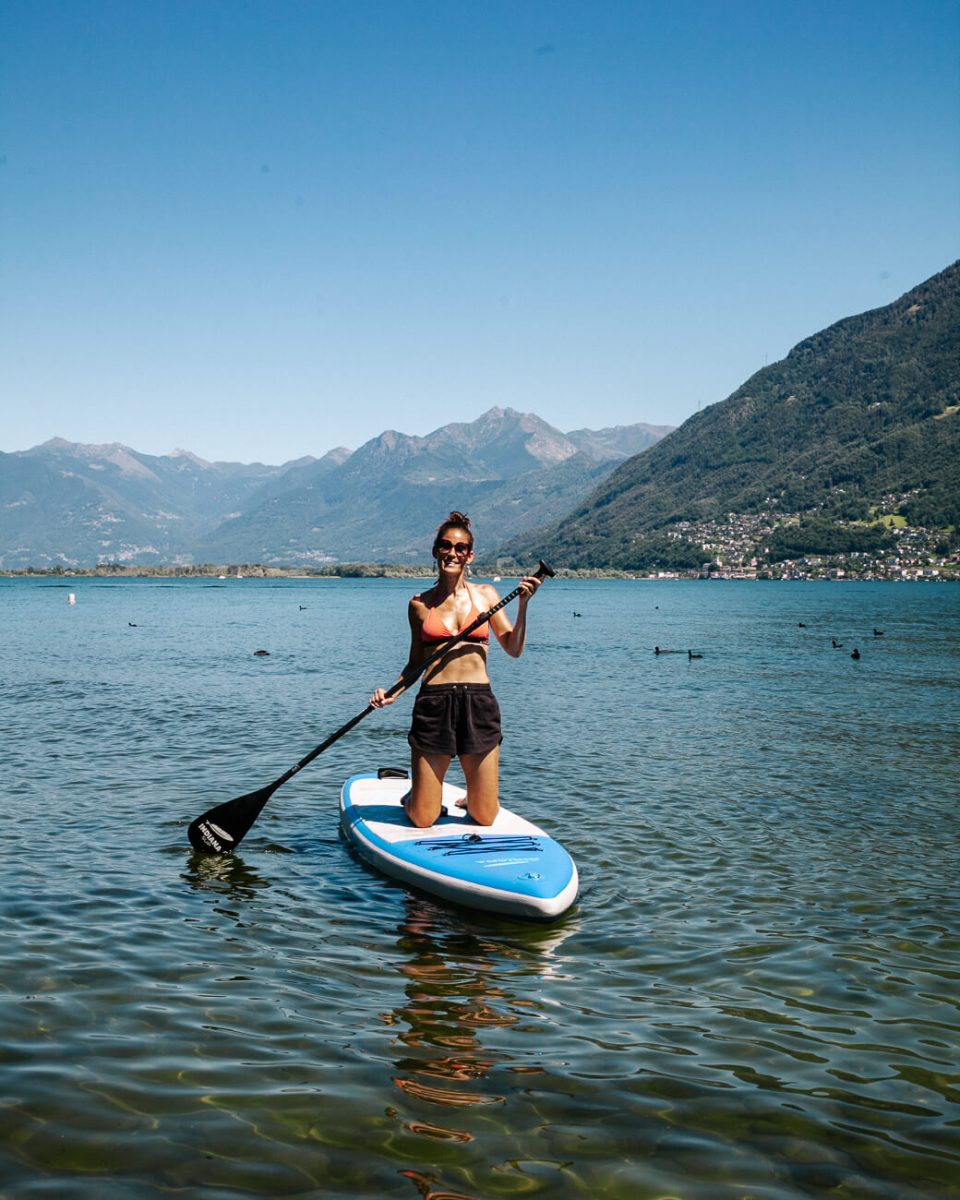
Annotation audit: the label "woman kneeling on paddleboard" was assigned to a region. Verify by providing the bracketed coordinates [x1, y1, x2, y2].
[370, 511, 542, 828]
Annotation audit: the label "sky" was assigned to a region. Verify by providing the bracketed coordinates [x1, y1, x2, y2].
[2, 1, 958, 465]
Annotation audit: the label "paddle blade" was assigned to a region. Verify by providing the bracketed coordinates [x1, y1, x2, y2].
[187, 783, 277, 854]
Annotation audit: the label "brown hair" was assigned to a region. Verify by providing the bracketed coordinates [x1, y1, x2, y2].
[432, 511, 474, 557]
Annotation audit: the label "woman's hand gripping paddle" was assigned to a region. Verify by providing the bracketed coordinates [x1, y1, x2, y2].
[187, 560, 555, 853]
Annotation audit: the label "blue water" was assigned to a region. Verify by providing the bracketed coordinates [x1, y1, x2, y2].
[1, 576, 958, 1198]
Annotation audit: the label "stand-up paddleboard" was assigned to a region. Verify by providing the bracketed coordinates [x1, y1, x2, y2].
[340, 770, 579, 920]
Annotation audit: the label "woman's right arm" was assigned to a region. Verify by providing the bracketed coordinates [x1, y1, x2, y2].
[371, 599, 424, 708]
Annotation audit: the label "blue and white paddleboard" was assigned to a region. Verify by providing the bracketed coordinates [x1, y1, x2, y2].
[340, 771, 579, 920]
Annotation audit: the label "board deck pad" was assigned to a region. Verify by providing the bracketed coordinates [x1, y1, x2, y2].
[340, 772, 579, 920]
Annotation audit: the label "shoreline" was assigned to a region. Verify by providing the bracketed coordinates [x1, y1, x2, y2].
[1, 564, 955, 582]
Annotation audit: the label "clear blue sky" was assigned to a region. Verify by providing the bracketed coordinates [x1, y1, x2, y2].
[2, 0, 958, 464]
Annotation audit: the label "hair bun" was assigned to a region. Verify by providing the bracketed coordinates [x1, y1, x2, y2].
[447, 511, 471, 528]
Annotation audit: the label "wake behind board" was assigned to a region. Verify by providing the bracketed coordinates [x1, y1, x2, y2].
[340, 771, 579, 920]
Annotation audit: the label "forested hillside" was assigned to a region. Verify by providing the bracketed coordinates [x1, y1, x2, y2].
[501, 262, 959, 572]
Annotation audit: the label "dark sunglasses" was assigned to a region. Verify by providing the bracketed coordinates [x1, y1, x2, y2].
[437, 539, 471, 555]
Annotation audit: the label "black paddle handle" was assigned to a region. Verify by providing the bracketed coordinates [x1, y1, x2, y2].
[267, 560, 555, 789]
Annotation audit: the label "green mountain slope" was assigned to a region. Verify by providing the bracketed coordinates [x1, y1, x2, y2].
[502, 262, 959, 571]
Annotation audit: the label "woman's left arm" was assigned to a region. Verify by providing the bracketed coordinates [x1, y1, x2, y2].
[488, 575, 542, 659]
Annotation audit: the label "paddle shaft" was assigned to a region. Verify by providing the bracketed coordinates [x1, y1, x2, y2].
[260, 560, 554, 791]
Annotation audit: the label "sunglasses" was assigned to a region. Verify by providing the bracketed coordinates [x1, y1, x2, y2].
[436, 539, 472, 556]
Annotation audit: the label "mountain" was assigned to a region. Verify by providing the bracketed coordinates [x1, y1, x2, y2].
[565, 423, 673, 460]
[0, 441, 338, 567]
[501, 262, 960, 570]
[0, 412, 671, 567]
[193, 409, 669, 565]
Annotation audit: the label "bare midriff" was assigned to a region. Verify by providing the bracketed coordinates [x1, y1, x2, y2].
[420, 638, 490, 686]
[413, 587, 493, 686]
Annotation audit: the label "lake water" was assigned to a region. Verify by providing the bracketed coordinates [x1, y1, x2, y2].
[1, 576, 958, 1199]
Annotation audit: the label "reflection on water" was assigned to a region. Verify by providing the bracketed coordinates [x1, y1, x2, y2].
[391, 902, 506, 1155]
[182, 850, 273, 898]
[385, 895, 580, 1198]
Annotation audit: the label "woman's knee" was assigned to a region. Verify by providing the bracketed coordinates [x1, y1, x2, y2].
[406, 805, 438, 829]
[467, 803, 498, 826]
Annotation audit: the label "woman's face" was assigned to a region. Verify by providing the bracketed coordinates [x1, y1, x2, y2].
[435, 527, 474, 572]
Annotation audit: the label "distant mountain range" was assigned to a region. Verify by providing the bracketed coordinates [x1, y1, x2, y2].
[0, 411, 671, 567]
[504, 261, 960, 569]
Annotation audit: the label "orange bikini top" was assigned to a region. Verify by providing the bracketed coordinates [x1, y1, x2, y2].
[420, 585, 489, 644]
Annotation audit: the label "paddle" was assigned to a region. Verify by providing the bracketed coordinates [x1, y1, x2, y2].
[187, 560, 556, 854]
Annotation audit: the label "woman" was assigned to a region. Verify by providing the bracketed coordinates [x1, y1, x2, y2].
[371, 511, 542, 828]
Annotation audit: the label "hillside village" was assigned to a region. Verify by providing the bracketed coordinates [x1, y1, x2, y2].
[652, 497, 958, 581]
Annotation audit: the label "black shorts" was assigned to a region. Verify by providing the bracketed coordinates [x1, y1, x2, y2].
[408, 683, 503, 758]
